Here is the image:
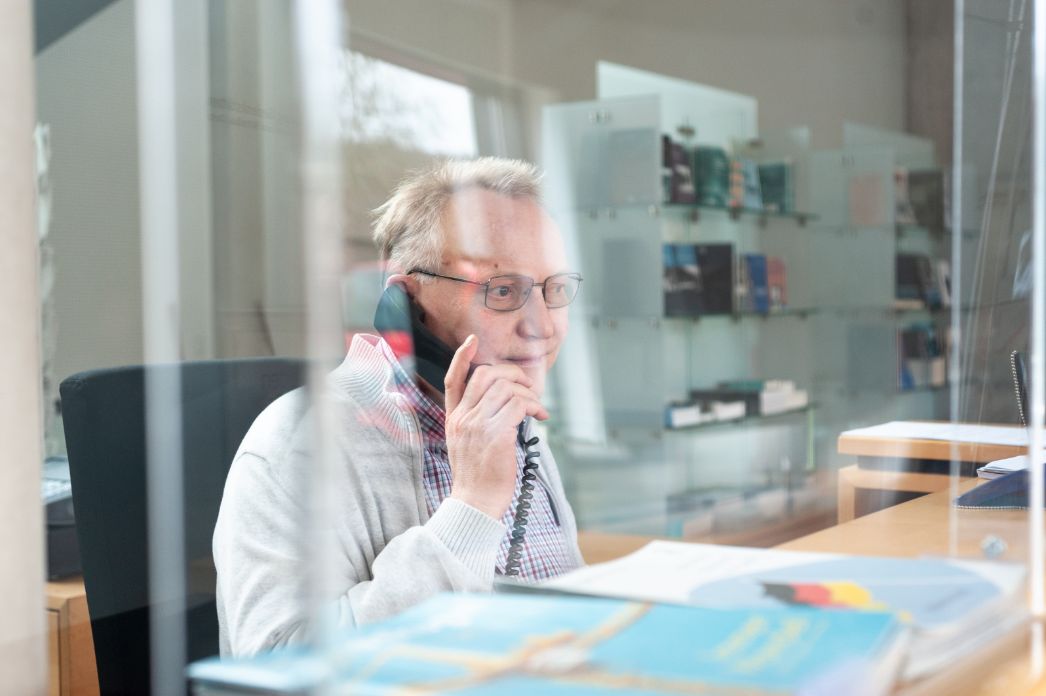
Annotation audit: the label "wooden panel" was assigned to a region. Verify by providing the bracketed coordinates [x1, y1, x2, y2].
[836, 464, 956, 523]
[46, 577, 98, 696]
[64, 587, 98, 696]
[577, 532, 658, 564]
[47, 611, 60, 696]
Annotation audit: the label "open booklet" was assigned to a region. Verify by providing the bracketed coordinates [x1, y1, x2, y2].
[531, 541, 1027, 683]
[976, 453, 1046, 479]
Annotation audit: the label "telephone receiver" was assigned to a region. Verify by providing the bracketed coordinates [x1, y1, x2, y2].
[374, 282, 457, 393]
[373, 282, 541, 576]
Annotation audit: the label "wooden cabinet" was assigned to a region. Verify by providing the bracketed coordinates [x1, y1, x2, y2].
[46, 577, 98, 696]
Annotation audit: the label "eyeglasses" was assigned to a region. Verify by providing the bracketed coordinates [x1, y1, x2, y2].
[409, 269, 583, 312]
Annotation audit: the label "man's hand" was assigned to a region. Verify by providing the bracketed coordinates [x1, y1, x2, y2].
[443, 335, 549, 520]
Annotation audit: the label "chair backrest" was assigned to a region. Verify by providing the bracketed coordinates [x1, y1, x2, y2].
[60, 358, 307, 695]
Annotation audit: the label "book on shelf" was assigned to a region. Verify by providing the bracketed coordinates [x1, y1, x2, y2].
[757, 160, 794, 214]
[692, 145, 730, 208]
[722, 379, 809, 416]
[540, 540, 1027, 685]
[690, 379, 808, 418]
[760, 386, 809, 415]
[896, 253, 946, 310]
[662, 244, 700, 317]
[662, 243, 734, 317]
[739, 253, 770, 314]
[894, 167, 917, 226]
[661, 134, 696, 204]
[664, 401, 713, 428]
[766, 255, 788, 309]
[936, 258, 952, 307]
[729, 156, 763, 210]
[908, 169, 945, 231]
[737, 255, 793, 314]
[665, 398, 746, 429]
[189, 592, 907, 696]
[897, 323, 947, 390]
[895, 254, 922, 306]
[917, 256, 942, 308]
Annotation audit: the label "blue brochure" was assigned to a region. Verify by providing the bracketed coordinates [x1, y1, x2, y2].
[190, 593, 905, 695]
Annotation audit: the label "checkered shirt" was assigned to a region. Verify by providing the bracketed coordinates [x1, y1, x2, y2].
[389, 358, 576, 582]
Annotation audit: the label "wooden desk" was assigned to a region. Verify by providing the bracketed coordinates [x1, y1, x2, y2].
[578, 487, 1046, 696]
[46, 577, 98, 696]
[780, 482, 1046, 695]
[837, 423, 1026, 523]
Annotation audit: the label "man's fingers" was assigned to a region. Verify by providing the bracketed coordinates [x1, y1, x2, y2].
[444, 334, 478, 414]
[477, 380, 546, 419]
[492, 395, 549, 430]
[457, 363, 534, 413]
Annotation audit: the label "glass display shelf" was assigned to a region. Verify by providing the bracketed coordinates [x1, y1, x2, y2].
[896, 222, 944, 233]
[574, 202, 820, 225]
[664, 403, 815, 433]
[587, 309, 819, 325]
[897, 384, 950, 394]
[662, 202, 820, 225]
[891, 302, 972, 315]
[668, 308, 818, 321]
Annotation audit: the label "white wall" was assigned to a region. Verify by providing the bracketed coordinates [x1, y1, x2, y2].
[0, 1, 47, 692]
[35, 0, 144, 383]
[347, 0, 908, 149]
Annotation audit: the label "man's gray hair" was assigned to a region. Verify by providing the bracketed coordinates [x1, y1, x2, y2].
[372, 157, 542, 274]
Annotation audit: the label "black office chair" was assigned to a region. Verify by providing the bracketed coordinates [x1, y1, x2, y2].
[60, 358, 307, 696]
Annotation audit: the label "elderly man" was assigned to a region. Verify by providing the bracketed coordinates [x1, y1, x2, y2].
[213, 157, 584, 656]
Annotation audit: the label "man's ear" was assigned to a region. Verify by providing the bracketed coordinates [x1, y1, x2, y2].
[386, 272, 419, 297]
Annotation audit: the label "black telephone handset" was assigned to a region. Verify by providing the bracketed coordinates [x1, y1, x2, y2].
[374, 283, 539, 577]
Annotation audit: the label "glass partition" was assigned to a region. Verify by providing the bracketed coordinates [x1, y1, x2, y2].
[24, 0, 1046, 693]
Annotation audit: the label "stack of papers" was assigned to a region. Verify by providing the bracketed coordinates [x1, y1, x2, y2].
[541, 541, 1027, 683]
[759, 382, 809, 415]
[842, 421, 1027, 447]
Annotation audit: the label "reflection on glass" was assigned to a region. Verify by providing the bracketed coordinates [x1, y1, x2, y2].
[24, 2, 1046, 694]
[340, 50, 478, 157]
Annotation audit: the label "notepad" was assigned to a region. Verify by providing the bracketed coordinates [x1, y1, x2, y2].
[977, 454, 1038, 479]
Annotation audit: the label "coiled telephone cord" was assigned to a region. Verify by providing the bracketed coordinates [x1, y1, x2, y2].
[502, 422, 540, 577]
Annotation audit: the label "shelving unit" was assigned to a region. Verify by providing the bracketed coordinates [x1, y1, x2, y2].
[540, 65, 954, 542]
[542, 63, 821, 540]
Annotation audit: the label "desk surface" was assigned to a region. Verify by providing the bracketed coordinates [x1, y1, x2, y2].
[580, 482, 1046, 696]
[783, 476, 1028, 559]
[783, 480, 1046, 695]
[838, 421, 1026, 463]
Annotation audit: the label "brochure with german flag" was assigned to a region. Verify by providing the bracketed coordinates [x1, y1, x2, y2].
[542, 541, 1027, 683]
